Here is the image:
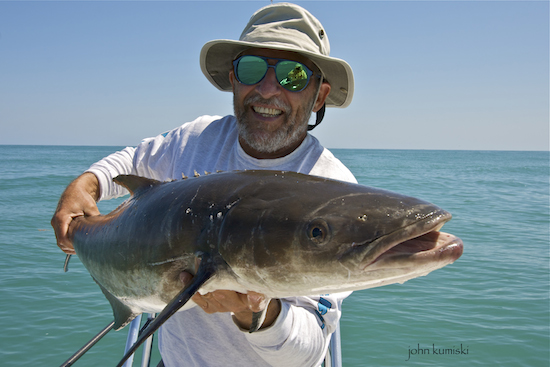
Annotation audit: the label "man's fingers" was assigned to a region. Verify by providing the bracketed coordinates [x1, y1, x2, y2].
[51, 203, 100, 254]
[180, 267, 270, 316]
[84, 205, 101, 217]
[51, 172, 101, 255]
[51, 213, 78, 254]
[192, 292, 218, 314]
[179, 271, 194, 286]
[192, 289, 269, 315]
[247, 292, 269, 313]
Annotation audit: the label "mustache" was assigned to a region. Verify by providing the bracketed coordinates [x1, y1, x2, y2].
[243, 94, 291, 114]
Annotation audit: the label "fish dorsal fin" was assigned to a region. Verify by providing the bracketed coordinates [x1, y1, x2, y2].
[113, 175, 162, 196]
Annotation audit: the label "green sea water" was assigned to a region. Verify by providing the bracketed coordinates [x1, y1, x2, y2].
[0, 146, 548, 366]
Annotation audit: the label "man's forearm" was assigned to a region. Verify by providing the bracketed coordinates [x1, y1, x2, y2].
[71, 172, 100, 201]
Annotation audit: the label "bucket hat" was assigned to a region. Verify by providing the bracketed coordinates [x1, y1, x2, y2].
[200, 2, 354, 108]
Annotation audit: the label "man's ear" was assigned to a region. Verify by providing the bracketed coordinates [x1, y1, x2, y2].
[229, 70, 236, 92]
[313, 81, 331, 112]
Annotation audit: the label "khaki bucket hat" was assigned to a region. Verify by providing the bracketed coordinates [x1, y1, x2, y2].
[200, 2, 354, 108]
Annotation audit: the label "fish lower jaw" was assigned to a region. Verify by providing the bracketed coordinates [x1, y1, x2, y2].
[362, 231, 463, 271]
[356, 267, 440, 290]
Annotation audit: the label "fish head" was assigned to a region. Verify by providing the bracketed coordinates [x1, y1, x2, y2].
[217, 171, 463, 296]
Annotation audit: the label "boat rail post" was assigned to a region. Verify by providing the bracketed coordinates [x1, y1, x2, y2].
[329, 321, 342, 367]
[124, 313, 342, 367]
[122, 314, 142, 367]
[140, 313, 156, 367]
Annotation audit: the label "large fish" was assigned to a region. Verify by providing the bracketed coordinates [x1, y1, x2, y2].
[66, 170, 463, 366]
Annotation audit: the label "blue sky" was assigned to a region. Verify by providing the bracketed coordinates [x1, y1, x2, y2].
[1, 0, 548, 150]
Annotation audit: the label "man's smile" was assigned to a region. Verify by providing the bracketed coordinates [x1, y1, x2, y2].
[252, 106, 284, 118]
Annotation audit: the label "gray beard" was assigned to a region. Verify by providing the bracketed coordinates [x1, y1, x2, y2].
[235, 94, 314, 154]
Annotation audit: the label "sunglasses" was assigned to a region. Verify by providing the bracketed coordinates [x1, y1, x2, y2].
[232, 55, 319, 92]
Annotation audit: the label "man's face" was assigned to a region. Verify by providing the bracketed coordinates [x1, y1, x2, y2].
[230, 48, 330, 159]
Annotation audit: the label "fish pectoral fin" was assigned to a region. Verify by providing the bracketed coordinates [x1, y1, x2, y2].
[116, 252, 216, 367]
[96, 281, 138, 330]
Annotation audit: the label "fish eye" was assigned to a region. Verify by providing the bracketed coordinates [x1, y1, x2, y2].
[311, 227, 323, 238]
[307, 219, 331, 245]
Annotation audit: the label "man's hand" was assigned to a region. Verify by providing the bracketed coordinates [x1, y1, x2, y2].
[180, 272, 281, 330]
[51, 172, 101, 254]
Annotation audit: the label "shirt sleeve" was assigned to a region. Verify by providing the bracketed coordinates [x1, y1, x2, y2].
[85, 119, 201, 200]
[243, 292, 351, 367]
[85, 128, 180, 201]
[86, 146, 136, 200]
[87, 116, 224, 202]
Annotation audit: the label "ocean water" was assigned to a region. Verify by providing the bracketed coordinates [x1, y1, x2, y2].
[0, 146, 548, 366]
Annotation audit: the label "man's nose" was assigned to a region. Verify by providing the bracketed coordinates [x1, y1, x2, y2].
[255, 68, 282, 99]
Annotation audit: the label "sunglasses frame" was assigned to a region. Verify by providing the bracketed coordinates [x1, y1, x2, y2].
[232, 55, 320, 92]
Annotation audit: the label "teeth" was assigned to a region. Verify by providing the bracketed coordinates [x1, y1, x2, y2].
[253, 106, 283, 117]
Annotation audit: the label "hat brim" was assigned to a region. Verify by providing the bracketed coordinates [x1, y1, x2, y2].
[200, 39, 354, 108]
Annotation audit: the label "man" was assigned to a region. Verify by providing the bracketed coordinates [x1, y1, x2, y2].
[52, 3, 355, 366]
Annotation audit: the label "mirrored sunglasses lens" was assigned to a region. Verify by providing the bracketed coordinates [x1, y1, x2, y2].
[236, 56, 267, 85]
[276, 61, 310, 91]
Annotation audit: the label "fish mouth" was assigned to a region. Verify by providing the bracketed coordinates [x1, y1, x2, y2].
[340, 209, 463, 272]
[362, 230, 463, 270]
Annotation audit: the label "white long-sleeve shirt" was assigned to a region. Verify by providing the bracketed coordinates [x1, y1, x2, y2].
[87, 115, 356, 367]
